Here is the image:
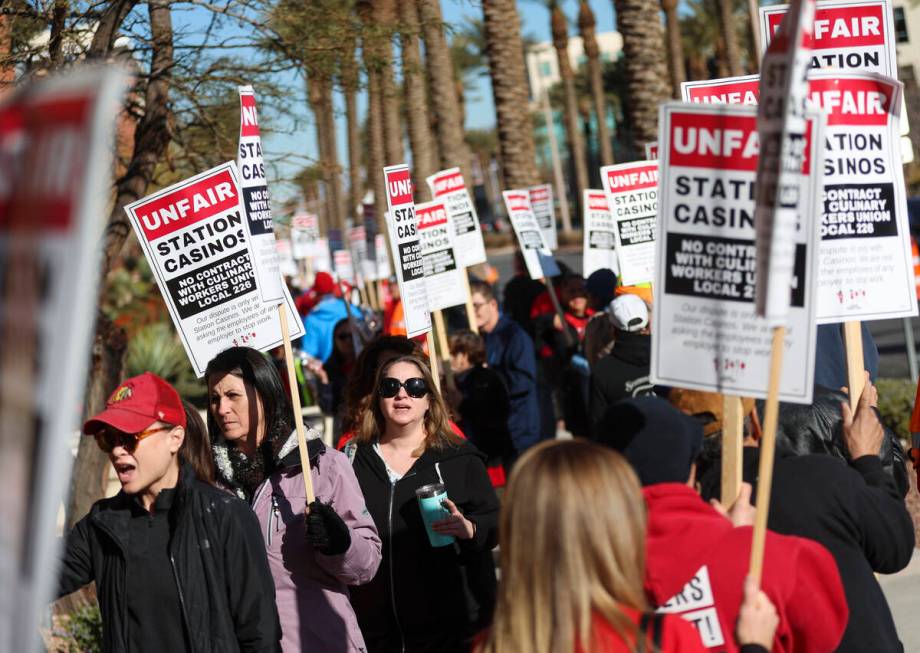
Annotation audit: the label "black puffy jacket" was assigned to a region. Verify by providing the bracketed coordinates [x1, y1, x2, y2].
[57, 463, 281, 653]
[763, 385, 909, 495]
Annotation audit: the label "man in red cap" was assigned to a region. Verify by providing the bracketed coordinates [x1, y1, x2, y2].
[58, 372, 281, 652]
[299, 271, 361, 363]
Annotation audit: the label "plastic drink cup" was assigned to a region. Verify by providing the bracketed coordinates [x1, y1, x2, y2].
[415, 483, 455, 547]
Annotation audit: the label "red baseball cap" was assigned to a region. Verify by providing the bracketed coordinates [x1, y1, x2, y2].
[312, 271, 337, 296]
[82, 372, 187, 435]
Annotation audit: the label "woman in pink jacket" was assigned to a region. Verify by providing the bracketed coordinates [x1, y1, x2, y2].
[205, 346, 382, 653]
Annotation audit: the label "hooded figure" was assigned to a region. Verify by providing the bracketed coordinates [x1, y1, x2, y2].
[596, 397, 848, 653]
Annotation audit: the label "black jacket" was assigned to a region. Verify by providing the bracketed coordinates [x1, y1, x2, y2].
[589, 331, 655, 437]
[348, 440, 499, 653]
[58, 463, 281, 653]
[455, 365, 515, 465]
[701, 448, 914, 653]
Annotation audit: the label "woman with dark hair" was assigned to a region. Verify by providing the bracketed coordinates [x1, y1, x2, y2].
[337, 334, 424, 447]
[205, 347, 381, 653]
[180, 399, 215, 485]
[345, 354, 500, 653]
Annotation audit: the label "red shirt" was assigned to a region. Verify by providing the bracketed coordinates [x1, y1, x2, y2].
[581, 608, 707, 652]
[643, 484, 847, 653]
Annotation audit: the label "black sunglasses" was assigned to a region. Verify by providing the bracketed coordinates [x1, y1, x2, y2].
[378, 377, 429, 399]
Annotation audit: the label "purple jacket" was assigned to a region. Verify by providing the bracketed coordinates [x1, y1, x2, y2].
[248, 432, 381, 652]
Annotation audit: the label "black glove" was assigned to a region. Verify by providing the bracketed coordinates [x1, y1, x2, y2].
[305, 499, 351, 555]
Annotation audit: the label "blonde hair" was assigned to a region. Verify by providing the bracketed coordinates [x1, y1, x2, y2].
[354, 354, 461, 452]
[479, 440, 649, 653]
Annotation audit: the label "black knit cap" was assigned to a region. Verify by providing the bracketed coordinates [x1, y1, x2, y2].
[595, 396, 704, 486]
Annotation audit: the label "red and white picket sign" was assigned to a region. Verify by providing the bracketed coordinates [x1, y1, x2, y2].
[427, 167, 487, 267]
[502, 189, 559, 280]
[582, 189, 620, 278]
[529, 183, 558, 250]
[600, 161, 659, 286]
[416, 200, 468, 310]
[384, 164, 431, 338]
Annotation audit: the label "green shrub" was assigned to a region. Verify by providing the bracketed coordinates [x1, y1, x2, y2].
[62, 603, 102, 653]
[876, 377, 915, 445]
[126, 322, 206, 403]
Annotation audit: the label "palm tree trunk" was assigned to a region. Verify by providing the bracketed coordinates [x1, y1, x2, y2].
[578, 0, 614, 166]
[417, 0, 473, 183]
[375, 0, 405, 164]
[357, 0, 389, 235]
[660, 0, 685, 98]
[400, 0, 436, 202]
[482, 0, 539, 189]
[308, 73, 345, 232]
[719, 0, 744, 76]
[551, 2, 587, 225]
[611, 0, 671, 154]
[0, 14, 15, 90]
[341, 37, 363, 223]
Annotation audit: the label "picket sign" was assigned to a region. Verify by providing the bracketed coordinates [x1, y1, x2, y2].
[749, 0, 817, 584]
[600, 161, 659, 286]
[237, 86, 284, 303]
[426, 168, 485, 332]
[645, 142, 659, 160]
[530, 184, 558, 251]
[0, 66, 127, 651]
[502, 190, 571, 346]
[582, 189, 620, 278]
[681, 70, 914, 410]
[291, 211, 320, 260]
[384, 165, 439, 390]
[722, 396, 745, 507]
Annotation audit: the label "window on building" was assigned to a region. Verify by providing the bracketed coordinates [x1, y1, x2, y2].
[894, 6, 909, 43]
[540, 61, 552, 77]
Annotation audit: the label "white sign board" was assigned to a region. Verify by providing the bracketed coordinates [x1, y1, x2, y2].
[582, 189, 620, 278]
[290, 212, 319, 260]
[760, 0, 897, 77]
[276, 238, 297, 278]
[416, 200, 468, 310]
[600, 161, 659, 286]
[645, 142, 659, 160]
[237, 85, 283, 303]
[375, 233, 392, 279]
[313, 236, 331, 273]
[427, 167, 487, 266]
[652, 102, 821, 403]
[383, 164, 431, 337]
[529, 183, 558, 250]
[333, 249, 355, 284]
[753, 0, 816, 323]
[502, 189, 560, 280]
[0, 66, 126, 652]
[125, 162, 304, 377]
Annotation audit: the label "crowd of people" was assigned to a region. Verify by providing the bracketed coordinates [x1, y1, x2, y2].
[56, 256, 917, 652]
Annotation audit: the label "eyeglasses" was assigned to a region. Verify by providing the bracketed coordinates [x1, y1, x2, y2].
[378, 377, 429, 399]
[93, 425, 172, 454]
[471, 301, 489, 311]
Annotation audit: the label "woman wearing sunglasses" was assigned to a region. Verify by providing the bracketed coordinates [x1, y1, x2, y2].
[58, 372, 281, 652]
[345, 354, 500, 653]
[205, 346, 381, 653]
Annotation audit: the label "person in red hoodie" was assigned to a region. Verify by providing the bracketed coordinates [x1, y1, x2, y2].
[596, 397, 848, 653]
[475, 439, 779, 653]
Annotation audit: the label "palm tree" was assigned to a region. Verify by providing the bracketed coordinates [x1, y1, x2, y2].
[357, 0, 388, 235]
[375, 0, 405, 165]
[549, 1, 587, 222]
[611, 0, 671, 154]
[482, 0, 539, 189]
[418, 0, 474, 185]
[719, 0, 744, 76]
[400, 0, 436, 201]
[661, 0, 686, 97]
[340, 34, 363, 223]
[577, 0, 614, 166]
[306, 72, 345, 232]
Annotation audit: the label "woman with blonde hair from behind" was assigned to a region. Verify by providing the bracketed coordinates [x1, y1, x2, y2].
[477, 439, 779, 653]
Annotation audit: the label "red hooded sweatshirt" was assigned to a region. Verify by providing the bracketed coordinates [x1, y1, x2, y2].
[643, 484, 847, 653]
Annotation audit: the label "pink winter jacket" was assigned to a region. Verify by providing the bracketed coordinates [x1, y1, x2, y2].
[249, 434, 382, 652]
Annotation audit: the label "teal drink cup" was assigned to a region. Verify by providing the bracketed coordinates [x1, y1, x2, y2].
[415, 482, 455, 547]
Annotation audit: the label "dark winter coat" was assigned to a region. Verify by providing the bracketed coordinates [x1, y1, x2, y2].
[348, 439, 500, 653]
[589, 331, 655, 437]
[58, 462, 281, 653]
[701, 448, 914, 653]
[454, 365, 515, 467]
[483, 315, 540, 452]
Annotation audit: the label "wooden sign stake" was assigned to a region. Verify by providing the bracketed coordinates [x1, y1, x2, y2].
[721, 394, 744, 507]
[749, 325, 785, 584]
[426, 330, 442, 393]
[843, 320, 865, 411]
[278, 302, 315, 503]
